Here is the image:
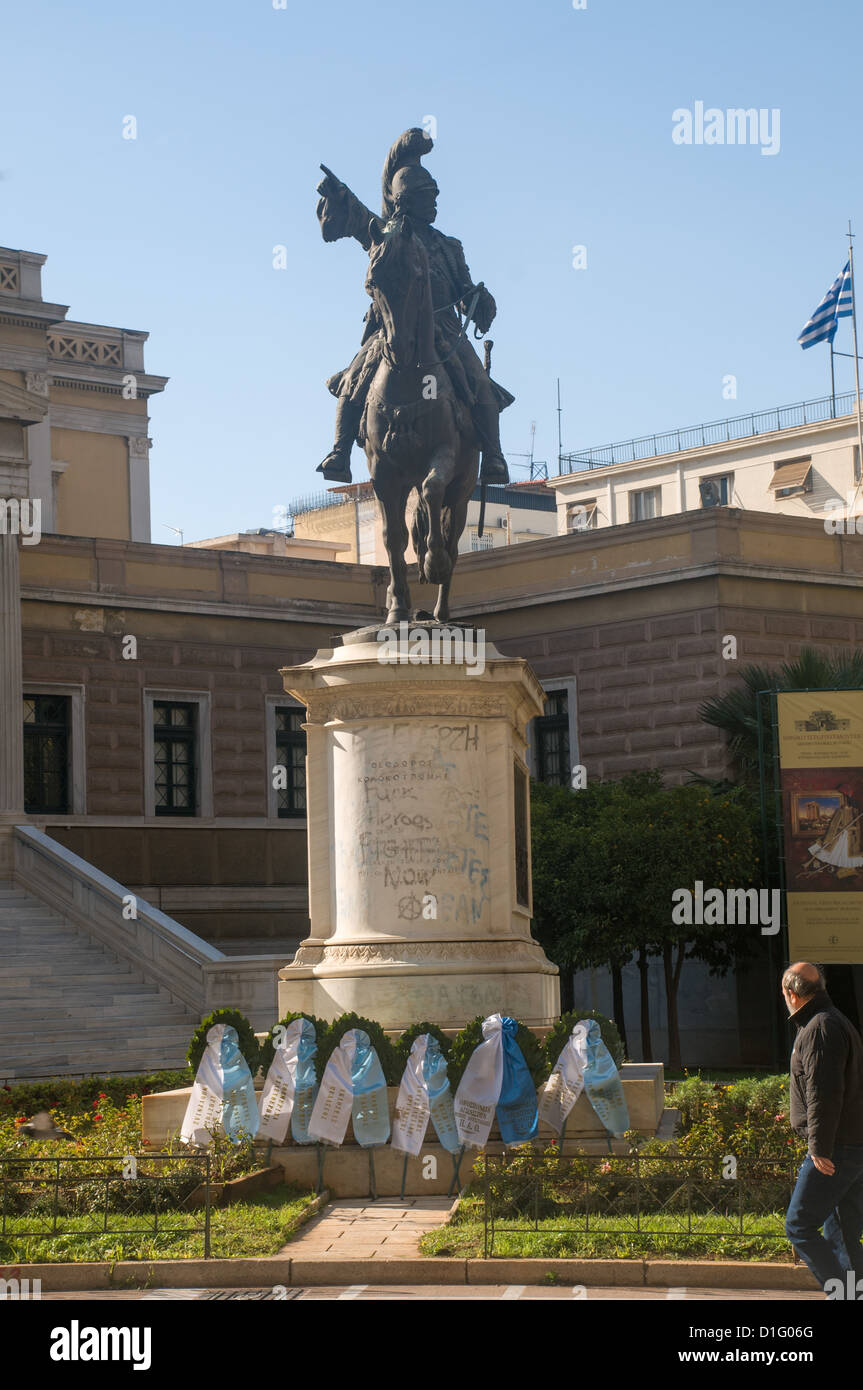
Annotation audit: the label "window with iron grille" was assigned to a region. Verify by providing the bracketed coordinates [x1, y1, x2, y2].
[23, 695, 70, 814]
[534, 689, 570, 786]
[276, 707, 307, 817]
[153, 702, 197, 815]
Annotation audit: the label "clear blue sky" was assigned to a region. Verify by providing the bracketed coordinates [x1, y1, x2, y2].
[1, 0, 860, 541]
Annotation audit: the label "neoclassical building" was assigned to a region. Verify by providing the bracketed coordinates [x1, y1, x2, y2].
[2, 242, 862, 1075]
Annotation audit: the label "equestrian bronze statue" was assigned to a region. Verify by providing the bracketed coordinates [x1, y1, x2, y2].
[315, 128, 514, 623]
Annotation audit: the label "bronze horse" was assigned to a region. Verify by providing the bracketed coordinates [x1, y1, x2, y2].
[359, 215, 479, 624]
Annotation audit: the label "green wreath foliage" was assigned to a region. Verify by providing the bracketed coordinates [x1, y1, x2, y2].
[395, 1022, 453, 1070]
[257, 1013, 329, 1081]
[448, 1016, 549, 1091]
[186, 1008, 260, 1076]
[543, 1010, 625, 1071]
[314, 1012, 401, 1085]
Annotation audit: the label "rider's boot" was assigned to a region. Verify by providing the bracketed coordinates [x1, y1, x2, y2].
[317, 396, 363, 484]
[472, 402, 510, 485]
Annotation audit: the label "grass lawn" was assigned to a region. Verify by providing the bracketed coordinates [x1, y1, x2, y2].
[0, 1184, 319, 1264]
[418, 1195, 793, 1262]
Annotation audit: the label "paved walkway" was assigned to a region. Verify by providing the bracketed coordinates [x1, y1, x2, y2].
[279, 1196, 453, 1259]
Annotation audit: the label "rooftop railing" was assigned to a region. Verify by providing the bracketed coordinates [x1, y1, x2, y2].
[559, 390, 859, 475]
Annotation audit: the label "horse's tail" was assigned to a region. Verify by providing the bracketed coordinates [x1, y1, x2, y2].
[410, 486, 429, 575]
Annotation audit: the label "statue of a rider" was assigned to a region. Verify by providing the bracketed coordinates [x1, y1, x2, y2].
[315, 127, 512, 485]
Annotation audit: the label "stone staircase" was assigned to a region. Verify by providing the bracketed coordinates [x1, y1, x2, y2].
[0, 883, 200, 1079]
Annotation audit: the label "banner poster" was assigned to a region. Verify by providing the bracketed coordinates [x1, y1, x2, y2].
[776, 692, 863, 963]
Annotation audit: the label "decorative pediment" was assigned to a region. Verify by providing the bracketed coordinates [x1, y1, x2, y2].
[0, 376, 49, 425]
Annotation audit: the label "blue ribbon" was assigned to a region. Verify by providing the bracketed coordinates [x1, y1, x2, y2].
[219, 1027, 259, 1143]
[581, 1021, 630, 1138]
[350, 1030, 391, 1147]
[291, 1018, 319, 1144]
[496, 1017, 538, 1145]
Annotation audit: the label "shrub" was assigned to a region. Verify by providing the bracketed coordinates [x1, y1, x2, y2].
[257, 1013, 329, 1081]
[544, 1010, 625, 1071]
[314, 1013, 401, 1086]
[187, 1009, 260, 1077]
[653, 1073, 804, 1167]
[448, 1017, 549, 1091]
[0, 1071, 191, 1118]
[395, 1023, 453, 1070]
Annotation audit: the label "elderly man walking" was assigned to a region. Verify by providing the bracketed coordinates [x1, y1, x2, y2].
[783, 962, 863, 1299]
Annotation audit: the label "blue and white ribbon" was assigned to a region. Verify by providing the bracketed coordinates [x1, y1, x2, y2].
[258, 1017, 318, 1144]
[308, 1028, 391, 1147]
[541, 1020, 629, 1138]
[454, 1014, 538, 1149]
[181, 1023, 259, 1146]
[392, 1035, 460, 1156]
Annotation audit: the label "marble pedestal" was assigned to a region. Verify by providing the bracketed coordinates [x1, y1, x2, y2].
[277, 625, 559, 1029]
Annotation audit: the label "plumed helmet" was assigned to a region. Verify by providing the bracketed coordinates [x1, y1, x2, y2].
[381, 128, 435, 218]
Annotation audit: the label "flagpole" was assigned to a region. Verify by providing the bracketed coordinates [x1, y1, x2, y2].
[830, 340, 836, 418]
[847, 221, 863, 513]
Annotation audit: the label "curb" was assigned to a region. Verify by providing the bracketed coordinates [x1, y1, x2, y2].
[0, 1255, 819, 1293]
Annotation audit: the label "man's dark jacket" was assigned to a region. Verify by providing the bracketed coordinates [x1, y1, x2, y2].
[789, 990, 863, 1157]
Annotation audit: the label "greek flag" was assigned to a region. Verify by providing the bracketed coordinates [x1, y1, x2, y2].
[798, 261, 853, 349]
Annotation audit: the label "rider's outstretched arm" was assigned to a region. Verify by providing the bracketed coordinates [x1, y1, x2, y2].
[316, 165, 376, 250]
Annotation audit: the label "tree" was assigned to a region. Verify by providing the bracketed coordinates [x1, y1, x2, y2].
[530, 773, 763, 1069]
[530, 778, 638, 1051]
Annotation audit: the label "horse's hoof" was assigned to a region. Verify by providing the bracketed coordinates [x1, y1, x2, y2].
[385, 608, 410, 626]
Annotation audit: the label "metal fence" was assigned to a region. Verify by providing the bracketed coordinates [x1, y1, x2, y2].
[479, 1151, 798, 1258]
[0, 1153, 212, 1258]
[560, 390, 860, 473]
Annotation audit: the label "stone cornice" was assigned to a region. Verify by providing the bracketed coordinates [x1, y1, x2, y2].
[0, 296, 69, 324]
[49, 374, 168, 400]
[45, 403, 154, 436]
[20, 585, 377, 628]
[453, 557, 863, 618]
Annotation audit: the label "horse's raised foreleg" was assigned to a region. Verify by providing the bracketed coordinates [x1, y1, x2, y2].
[372, 471, 411, 623]
[422, 452, 454, 587]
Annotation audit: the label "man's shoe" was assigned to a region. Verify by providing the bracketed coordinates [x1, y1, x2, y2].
[317, 451, 353, 484]
[479, 452, 510, 485]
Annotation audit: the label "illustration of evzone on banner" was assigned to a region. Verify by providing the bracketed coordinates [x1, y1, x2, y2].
[776, 692, 863, 964]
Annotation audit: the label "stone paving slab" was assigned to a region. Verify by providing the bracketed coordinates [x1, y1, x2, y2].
[282, 1196, 453, 1256]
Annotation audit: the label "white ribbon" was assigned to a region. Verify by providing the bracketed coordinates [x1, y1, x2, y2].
[453, 1013, 505, 1149]
[392, 1036, 432, 1157]
[307, 1032, 357, 1145]
[258, 1018, 305, 1143]
[539, 1021, 590, 1135]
